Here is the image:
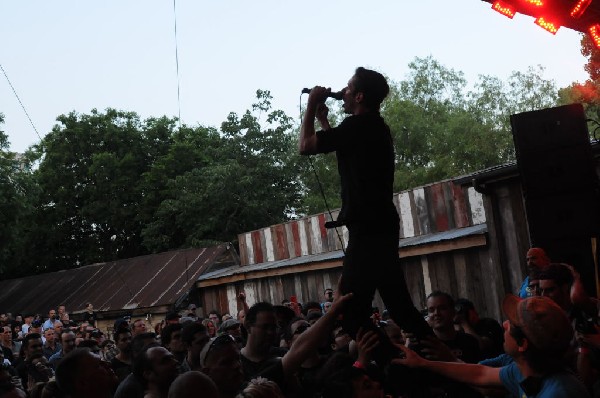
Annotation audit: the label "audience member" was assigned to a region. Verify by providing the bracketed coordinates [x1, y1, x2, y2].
[41, 329, 60, 360]
[114, 332, 159, 398]
[111, 328, 133, 383]
[161, 323, 186, 374]
[133, 344, 178, 398]
[82, 303, 97, 328]
[454, 297, 504, 358]
[14, 334, 52, 395]
[41, 310, 56, 332]
[132, 319, 148, 337]
[180, 323, 209, 372]
[519, 247, 551, 298]
[208, 311, 221, 328]
[201, 335, 244, 398]
[422, 291, 481, 363]
[168, 371, 218, 398]
[48, 331, 76, 369]
[55, 348, 118, 398]
[396, 295, 591, 397]
[202, 319, 217, 338]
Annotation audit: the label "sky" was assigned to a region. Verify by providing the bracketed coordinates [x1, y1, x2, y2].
[1, 1, 591, 153]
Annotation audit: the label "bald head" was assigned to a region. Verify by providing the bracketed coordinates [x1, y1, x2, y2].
[168, 371, 219, 398]
[526, 248, 550, 269]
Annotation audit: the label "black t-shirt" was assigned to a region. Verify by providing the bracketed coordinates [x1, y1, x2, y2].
[113, 372, 144, 398]
[441, 331, 482, 364]
[316, 113, 398, 230]
[241, 354, 285, 390]
[473, 317, 505, 359]
[82, 311, 97, 326]
[110, 357, 132, 383]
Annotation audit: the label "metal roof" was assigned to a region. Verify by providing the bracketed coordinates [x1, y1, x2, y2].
[0, 245, 233, 316]
[198, 224, 488, 282]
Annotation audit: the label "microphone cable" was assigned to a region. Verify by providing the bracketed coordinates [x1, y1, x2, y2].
[299, 93, 346, 255]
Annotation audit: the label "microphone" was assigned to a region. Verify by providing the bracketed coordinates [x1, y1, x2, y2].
[301, 88, 344, 100]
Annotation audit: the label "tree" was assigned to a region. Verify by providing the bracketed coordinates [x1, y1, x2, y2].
[383, 57, 559, 190]
[0, 114, 39, 277]
[25, 109, 174, 272]
[558, 35, 600, 140]
[141, 90, 304, 252]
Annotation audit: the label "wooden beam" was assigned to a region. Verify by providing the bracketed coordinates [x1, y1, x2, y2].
[197, 260, 344, 288]
[197, 234, 487, 288]
[399, 234, 486, 258]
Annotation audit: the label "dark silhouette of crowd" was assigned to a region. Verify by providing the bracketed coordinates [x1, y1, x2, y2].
[0, 248, 598, 397]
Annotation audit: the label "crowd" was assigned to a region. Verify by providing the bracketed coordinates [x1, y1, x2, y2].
[0, 248, 599, 398]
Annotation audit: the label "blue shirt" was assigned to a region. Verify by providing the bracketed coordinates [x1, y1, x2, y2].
[519, 277, 530, 298]
[499, 362, 590, 397]
[479, 353, 513, 368]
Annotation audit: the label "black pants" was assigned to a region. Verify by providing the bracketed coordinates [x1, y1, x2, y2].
[339, 226, 432, 340]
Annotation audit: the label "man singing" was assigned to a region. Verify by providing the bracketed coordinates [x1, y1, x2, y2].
[299, 67, 431, 355]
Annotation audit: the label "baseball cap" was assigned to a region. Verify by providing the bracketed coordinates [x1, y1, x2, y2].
[199, 334, 236, 367]
[219, 319, 240, 333]
[113, 318, 129, 333]
[502, 294, 573, 353]
[166, 312, 181, 321]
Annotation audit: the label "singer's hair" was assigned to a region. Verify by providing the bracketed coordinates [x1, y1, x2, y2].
[353, 67, 389, 110]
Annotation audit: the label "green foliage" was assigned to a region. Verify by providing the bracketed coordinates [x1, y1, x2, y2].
[0, 57, 565, 278]
[383, 57, 559, 191]
[141, 90, 303, 252]
[0, 114, 40, 276]
[558, 35, 600, 139]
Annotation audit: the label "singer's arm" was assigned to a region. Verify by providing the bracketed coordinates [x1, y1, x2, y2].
[299, 86, 329, 155]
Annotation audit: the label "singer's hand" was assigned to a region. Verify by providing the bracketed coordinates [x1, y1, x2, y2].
[307, 86, 331, 107]
[316, 104, 330, 130]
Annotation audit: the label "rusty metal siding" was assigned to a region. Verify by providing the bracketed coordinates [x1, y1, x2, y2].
[0, 246, 229, 316]
[237, 180, 486, 266]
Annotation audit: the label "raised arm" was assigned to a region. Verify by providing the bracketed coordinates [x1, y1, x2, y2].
[393, 344, 502, 387]
[299, 86, 330, 155]
[281, 293, 352, 377]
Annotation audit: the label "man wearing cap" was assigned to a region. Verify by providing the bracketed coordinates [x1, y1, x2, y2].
[394, 295, 590, 397]
[219, 319, 241, 339]
[165, 312, 181, 325]
[200, 334, 244, 398]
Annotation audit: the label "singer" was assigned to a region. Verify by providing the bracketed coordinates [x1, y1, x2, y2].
[299, 67, 432, 356]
